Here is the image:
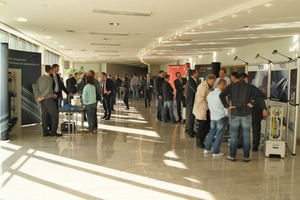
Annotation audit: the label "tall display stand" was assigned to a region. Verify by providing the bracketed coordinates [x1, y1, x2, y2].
[285, 59, 299, 155]
[264, 106, 285, 158]
[0, 43, 9, 141]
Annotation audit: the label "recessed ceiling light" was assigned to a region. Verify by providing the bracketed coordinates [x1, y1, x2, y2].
[109, 22, 120, 26]
[59, 45, 65, 48]
[0, 0, 7, 6]
[231, 14, 237, 18]
[34, 27, 48, 32]
[54, 41, 58, 44]
[65, 30, 75, 33]
[16, 17, 28, 22]
[45, 36, 52, 39]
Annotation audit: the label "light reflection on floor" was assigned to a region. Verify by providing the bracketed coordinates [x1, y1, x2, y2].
[2, 99, 300, 199]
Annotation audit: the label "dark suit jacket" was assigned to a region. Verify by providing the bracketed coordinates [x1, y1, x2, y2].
[143, 78, 154, 93]
[102, 78, 115, 96]
[185, 77, 197, 105]
[162, 81, 174, 101]
[51, 73, 70, 98]
[154, 77, 164, 97]
[66, 76, 77, 94]
[174, 78, 187, 98]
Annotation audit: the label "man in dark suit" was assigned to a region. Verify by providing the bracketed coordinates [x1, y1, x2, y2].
[185, 69, 199, 137]
[154, 70, 165, 121]
[66, 72, 78, 94]
[100, 72, 114, 120]
[143, 73, 154, 108]
[51, 64, 72, 108]
[174, 72, 187, 122]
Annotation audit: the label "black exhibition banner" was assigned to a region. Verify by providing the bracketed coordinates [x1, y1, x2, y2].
[9, 49, 41, 125]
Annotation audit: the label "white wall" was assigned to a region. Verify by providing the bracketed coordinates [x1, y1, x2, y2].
[73, 62, 103, 78]
[182, 36, 300, 67]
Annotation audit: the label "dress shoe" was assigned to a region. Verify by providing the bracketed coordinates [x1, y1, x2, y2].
[51, 133, 63, 137]
[188, 132, 196, 138]
[43, 133, 51, 137]
[101, 116, 107, 119]
[111, 108, 115, 111]
[197, 141, 205, 148]
[252, 146, 258, 152]
[105, 117, 110, 120]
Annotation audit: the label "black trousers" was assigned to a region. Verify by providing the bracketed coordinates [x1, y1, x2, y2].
[123, 91, 129, 109]
[41, 98, 58, 135]
[144, 89, 152, 107]
[196, 110, 211, 142]
[156, 96, 163, 120]
[186, 103, 195, 134]
[176, 94, 186, 121]
[103, 94, 112, 118]
[93, 101, 98, 128]
[252, 114, 263, 148]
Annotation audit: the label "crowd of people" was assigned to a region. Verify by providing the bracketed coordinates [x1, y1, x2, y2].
[35, 65, 269, 162]
[35, 65, 156, 135]
[153, 68, 269, 162]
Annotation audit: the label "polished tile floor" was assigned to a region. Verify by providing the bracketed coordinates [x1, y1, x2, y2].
[1, 99, 300, 200]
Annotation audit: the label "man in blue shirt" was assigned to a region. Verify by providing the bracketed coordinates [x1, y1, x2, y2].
[204, 79, 234, 156]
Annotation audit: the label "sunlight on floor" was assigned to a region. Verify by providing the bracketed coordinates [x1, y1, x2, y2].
[98, 124, 161, 138]
[0, 141, 216, 200]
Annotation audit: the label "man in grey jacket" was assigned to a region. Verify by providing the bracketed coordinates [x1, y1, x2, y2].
[35, 65, 62, 137]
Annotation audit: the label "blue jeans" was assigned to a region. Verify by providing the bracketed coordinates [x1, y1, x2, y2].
[132, 85, 139, 99]
[204, 117, 227, 154]
[85, 103, 96, 132]
[163, 101, 175, 122]
[229, 115, 252, 158]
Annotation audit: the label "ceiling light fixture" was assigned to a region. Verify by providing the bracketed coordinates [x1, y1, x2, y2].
[255, 54, 272, 64]
[272, 50, 292, 62]
[231, 14, 237, 18]
[65, 30, 75, 33]
[109, 22, 120, 26]
[45, 36, 52, 39]
[90, 43, 121, 46]
[234, 56, 248, 65]
[89, 32, 129, 36]
[93, 9, 152, 17]
[16, 17, 28, 22]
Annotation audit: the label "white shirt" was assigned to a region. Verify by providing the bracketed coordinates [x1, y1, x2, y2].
[213, 76, 231, 89]
[207, 87, 228, 120]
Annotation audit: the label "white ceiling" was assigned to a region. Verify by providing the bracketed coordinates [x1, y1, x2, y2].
[1, 0, 300, 66]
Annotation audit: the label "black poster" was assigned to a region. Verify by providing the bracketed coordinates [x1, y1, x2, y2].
[290, 68, 297, 106]
[270, 70, 289, 103]
[194, 64, 212, 83]
[9, 50, 41, 125]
